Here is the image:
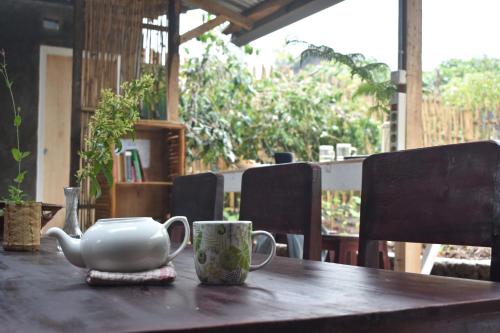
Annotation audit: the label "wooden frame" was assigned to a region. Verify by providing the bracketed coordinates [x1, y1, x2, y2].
[180, 16, 227, 44]
[185, 0, 253, 30]
[223, 0, 293, 34]
[36, 45, 73, 202]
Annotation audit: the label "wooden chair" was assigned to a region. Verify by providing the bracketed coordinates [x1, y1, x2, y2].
[169, 172, 224, 242]
[239, 163, 322, 260]
[322, 234, 390, 269]
[358, 141, 500, 281]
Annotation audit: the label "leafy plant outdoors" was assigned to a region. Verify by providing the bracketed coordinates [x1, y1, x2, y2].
[245, 64, 383, 162]
[141, 64, 167, 119]
[297, 42, 396, 114]
[179, 31, 388, 167]
[180, 31, 255, 166]
[0, 49, 30, 204]
[322, 193, 361, 233]
[77, 74, 154, 198]
[424, 57, 500, 111]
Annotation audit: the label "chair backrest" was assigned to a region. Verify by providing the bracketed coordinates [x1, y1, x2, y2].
[239, 163, 322, 260]
[170, 172, 224, 241]
[358, 141, 500, 281]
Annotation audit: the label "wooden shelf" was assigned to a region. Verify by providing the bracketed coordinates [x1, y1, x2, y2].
[115, 181, 173, 186]
[135, 119, 185, 130]
[95, 121, 185, 220]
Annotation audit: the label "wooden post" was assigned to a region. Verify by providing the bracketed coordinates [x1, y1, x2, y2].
[394, 0, 423, 273]
[167, 0, 180, 121]
[69, 0, 84, 187]
[404, 0, 423, 149]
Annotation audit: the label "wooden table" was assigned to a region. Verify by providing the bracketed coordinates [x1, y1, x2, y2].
[2, 239, 500, 332]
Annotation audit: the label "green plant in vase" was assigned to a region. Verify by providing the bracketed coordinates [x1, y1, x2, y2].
[0, 49, 41, 251]
[77, 74, 154, 198]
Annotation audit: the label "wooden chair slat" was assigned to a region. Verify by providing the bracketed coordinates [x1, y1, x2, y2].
[239, 163, 322, 260]
[170, 172, 224, 242]
[358, 141, 500, 281]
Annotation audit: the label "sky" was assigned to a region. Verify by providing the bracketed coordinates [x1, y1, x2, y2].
[180, 0, 500, 72]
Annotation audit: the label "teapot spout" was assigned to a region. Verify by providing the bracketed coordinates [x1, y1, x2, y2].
[46, 227, 86, 268]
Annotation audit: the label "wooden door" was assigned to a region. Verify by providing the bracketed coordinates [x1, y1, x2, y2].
[38, 49, 72, 231]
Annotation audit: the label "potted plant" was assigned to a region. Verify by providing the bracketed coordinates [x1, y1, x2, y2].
[0, 49, 41, 251]
[77, 74, 154, 198]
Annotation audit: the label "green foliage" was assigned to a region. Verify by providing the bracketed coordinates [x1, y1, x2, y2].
[322, 192, 361, 233]
[223, 207, 239, 221]
[244, 65, 382, 162]
[443, 71, 500, 111]
[0, 49, 29, 204]
[77, 75, 154, 198]
[180, 34, 254, 166]
[141, 66, 167, 119]
[426, 57, 500, 87]
[424, 57, 500, 110]
[179, 32, 386, 167]
[298, 42, 396, 114]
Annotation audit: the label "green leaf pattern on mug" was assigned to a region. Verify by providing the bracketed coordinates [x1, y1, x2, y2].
[193, 230, 203, 253]
[194, 223, 251, 285]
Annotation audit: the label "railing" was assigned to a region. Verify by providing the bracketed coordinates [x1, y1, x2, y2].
[220, 158, 363, 193]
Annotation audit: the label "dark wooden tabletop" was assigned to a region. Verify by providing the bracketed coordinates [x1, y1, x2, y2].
[2, 239, 500, 333]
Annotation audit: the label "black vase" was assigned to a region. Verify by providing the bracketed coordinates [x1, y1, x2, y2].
[274, 152, 293, 164]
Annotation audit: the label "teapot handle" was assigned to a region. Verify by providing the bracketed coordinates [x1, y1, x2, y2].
[163, 216, 190, 262]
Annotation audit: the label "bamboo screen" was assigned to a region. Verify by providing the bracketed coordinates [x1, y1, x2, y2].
[79, 0, 167, 229]
[141, 13, 168, 120]
[422, 98, 500, 147]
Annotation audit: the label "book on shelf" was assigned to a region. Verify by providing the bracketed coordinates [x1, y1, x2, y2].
[115, 149, 145, 183]
[124, 151, 133, 183]
[130, 149, 144, 182]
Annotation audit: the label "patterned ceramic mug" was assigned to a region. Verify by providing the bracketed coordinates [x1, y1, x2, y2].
[193, 221, 276, 285]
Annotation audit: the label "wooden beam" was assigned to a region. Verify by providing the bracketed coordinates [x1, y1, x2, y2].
[223, 0, 293, 35]
[69, 0, 84, 187]
[142, 23, 168, 32]
[184, 0, 253, 30]
[394, 0, 423, 274]
[231, 0, 344, 46]
[180, 16, 226, 44]
[167, 0, 180, 121]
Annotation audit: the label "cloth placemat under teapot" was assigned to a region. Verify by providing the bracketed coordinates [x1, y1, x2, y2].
[86, 263, 176, 286]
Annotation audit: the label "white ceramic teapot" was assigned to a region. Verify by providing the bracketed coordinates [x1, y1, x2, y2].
[46, 216, 190, 272]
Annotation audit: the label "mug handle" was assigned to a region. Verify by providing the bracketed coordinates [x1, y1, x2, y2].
[250, 231, 276, 271]
[163, 216, 190, 262]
